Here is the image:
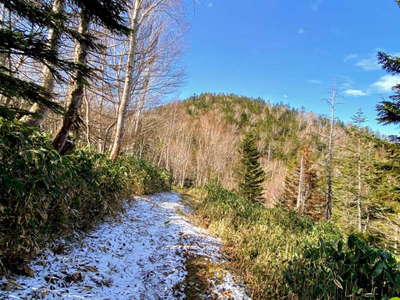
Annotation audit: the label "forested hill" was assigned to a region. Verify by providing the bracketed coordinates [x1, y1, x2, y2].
[135, 93, 400, 250]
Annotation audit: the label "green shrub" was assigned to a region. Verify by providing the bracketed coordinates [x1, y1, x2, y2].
[191, 184, 400, 299]
[284, 234, 400, 299]
[192, 183, 341, 298]
[115, 155, 171, 195]
[0, 117, 170, 275]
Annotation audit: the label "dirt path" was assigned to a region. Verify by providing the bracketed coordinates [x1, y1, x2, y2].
[0, 193, 249, 299]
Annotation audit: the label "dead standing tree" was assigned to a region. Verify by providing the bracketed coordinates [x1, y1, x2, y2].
[323, 85, 338, 221]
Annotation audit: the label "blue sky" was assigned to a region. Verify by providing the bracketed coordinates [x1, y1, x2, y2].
[179, 0, 400, 135]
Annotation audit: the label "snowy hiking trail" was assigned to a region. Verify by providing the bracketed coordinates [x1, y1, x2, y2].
[0, 192, 250, 300]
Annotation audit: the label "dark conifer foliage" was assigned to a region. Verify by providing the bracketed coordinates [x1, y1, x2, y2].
[0, 0, 129, 120]
[0, 0, 71, 117]
[282, 146, 324, 220]
[238, 131, 266, 202]
[377, 51, 400, 126]
[72, 0, 130, 35]
[0, 72, 61, 116]
[52, 0, 129, 153]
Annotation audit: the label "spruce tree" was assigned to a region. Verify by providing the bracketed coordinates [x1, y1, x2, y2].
[336, 110, 373, 233]
[376, 1, 400, 126]
[0, 0, 129, 121]
[0, 0, 73, 118]
[238, 132, 266, 202]
[377, 51, 400, 126]
[52, 0, 130, 152]
[283, 146, 323, 219]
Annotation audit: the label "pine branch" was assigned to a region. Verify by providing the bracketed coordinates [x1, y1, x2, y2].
[0, 71, 63, 114]
[378, 51, 400, 74]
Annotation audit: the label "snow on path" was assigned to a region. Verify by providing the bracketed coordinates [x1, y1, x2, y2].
[0, 192, 250, 300]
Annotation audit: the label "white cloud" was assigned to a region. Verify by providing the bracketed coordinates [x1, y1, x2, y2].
[353, 51, 400, 71]
[298, 28, 305, 35]
[372, 75, 400, 92]
[355, 57, 380, 71]
[283, 94, 289, 99]
[308, 79, 322, 84]
[344, 53, 358, 62]
[344, 89, 367, 96]
[338, 75, 354, 90]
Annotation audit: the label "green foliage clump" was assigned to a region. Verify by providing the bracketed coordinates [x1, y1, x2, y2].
[334, 130, 400, 251]
[192, 183, 341, 298]
[114, 155, 172, 195]
[191, 183, 400, 299]
[377, 51, 400, 127]
[0, 117, 170, 275]
[238, 132, 265, 202]
[285, 234, 400, 299]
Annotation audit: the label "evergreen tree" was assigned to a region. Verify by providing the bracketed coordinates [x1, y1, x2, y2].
[282, 146, 324, 220]
[368, 141, 400, 241]
[0, 0, 129, 121]
[352, 109, 367, 232]
[0, 0, 73, 118]
[53, 0, 130, 152]
[334, 116, 400, 250]
[377, 51, 400, 127]
[336, 110, 373, 233]
[238, 131, 266, 202]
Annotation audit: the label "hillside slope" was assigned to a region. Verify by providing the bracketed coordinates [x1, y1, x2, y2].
[133, 93, 400, 250]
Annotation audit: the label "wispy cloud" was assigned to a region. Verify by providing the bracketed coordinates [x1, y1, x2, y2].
[355, 56, 380, 71]
[338, 75, 354, 90]
[371, 75, 400, 92]
[298, 28, 305, 35]
[343, 53, 358, 62]
[353, 51, 400, 71]
[344, 89, 367, 96]
[308, 79, 322, 84]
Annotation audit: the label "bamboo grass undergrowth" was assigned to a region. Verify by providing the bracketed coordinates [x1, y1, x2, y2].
[0, 117, 171, 276]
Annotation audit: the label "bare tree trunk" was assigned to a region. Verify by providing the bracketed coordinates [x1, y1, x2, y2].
[133, 71, 151, 135]
[0, 5, 7, 71]
[109, 1, 141, 161]
[109, 0, 169, 161]
[0, 4, 7, 104]
[21, 0, 64, 126]
[83, 90, 91, 148]
[324, 86, 337, 221]
[296, 154, 305, 214]
[53, 11, 89, 152]
[357, 136, 362, 232]
[102, 121, 117, 153]
[0, 4, 6, 65]
[364, 207, 370, 233]
[0, 5, 13, 105]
